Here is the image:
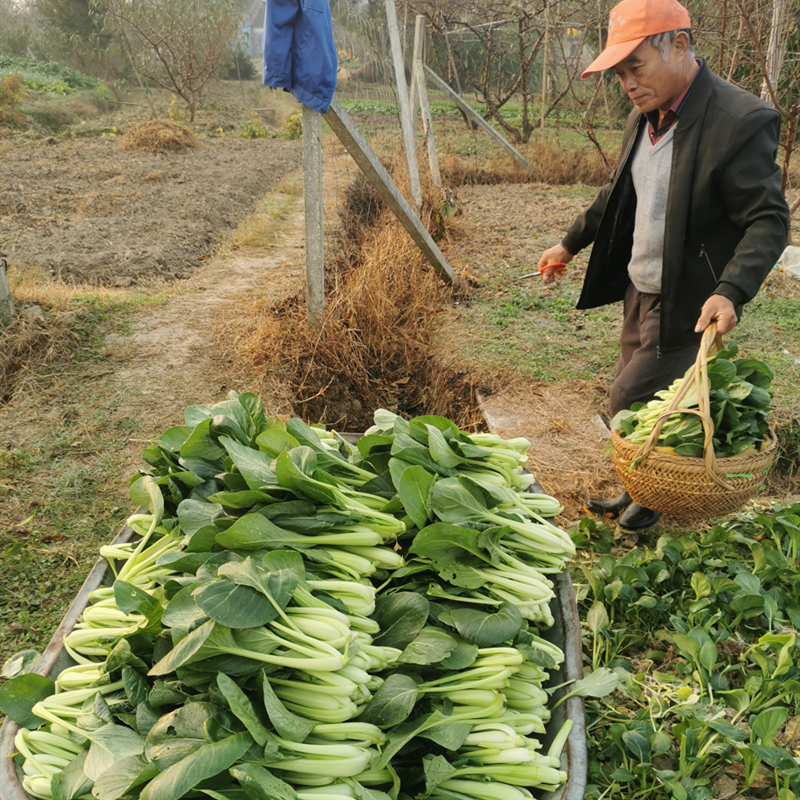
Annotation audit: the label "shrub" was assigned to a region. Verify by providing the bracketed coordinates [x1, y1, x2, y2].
[0, 74, 27, 128]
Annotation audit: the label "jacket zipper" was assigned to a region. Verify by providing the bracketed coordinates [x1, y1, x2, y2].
[699, 244, 718, 281]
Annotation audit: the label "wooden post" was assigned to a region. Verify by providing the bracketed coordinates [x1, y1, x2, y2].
[385, 0, 423, 208]
[413, 16, 441, 187]
[408, 15, 422, 135]
[540, 0, 549, 130]
[0, 255, 14, 327]
[424, 67, 536, 175]
[302, 104, 325, 324]
[324, 99, 458, 287]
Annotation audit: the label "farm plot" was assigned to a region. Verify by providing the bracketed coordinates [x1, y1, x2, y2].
[0, 136, 301, 286]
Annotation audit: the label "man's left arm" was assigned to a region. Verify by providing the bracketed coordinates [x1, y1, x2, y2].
[696, 109, 789, 334]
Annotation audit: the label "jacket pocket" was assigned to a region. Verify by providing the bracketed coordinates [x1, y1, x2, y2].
[301, 0, 329, 11]
[699, 244, 718, 281]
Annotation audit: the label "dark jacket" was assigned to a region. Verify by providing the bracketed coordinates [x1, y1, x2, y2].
[562, 64, 789, 353]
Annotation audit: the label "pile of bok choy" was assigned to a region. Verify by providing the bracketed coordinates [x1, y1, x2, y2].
[1, 394, 589, 800]
[610, 342, 774, 458]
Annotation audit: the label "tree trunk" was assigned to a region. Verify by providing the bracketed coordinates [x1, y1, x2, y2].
[761, 0, 789, 106]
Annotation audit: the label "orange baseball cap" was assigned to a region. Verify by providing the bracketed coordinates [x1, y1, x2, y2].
[581, 0, 691, 78]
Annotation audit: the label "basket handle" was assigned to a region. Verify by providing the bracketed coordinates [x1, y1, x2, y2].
[632, 322, 737, 491]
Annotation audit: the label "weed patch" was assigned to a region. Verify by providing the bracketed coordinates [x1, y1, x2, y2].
[236, 172, 486, 431]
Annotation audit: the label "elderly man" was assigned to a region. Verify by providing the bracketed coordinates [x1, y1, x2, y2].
[538, 0, 789, 531]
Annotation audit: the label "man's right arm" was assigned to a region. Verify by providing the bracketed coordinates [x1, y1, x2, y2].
[561, 177, 617, 256]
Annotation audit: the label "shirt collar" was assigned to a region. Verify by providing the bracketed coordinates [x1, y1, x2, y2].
[645, 59, 705, 134]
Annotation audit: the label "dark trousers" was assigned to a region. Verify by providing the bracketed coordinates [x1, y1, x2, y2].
[608, 283, 700, 418]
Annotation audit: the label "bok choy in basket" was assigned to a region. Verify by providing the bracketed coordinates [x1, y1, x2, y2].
[610, 341, 774, 458]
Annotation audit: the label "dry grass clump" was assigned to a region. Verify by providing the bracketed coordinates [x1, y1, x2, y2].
[237, 173, 486, 431]
[440, 137, 613, 188]
[120, 120, 200, 154]
[0, 312, 72, 405]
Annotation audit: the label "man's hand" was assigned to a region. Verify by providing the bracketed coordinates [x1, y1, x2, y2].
[537, 243, 574, 284]
[695, 294, 738, 335]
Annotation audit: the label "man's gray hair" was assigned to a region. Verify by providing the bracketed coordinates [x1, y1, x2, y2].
[646, 28, 694, 61]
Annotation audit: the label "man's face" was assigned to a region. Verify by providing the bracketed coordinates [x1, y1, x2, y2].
[613, 35, 690, 114]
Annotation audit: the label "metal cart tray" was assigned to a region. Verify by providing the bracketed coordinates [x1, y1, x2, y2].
[1, 518, 587, 800]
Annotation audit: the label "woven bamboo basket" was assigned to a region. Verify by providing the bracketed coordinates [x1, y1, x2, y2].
[611, 323, 778, 521]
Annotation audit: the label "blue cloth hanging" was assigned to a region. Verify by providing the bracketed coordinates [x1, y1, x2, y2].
[262, 0, 338, 113]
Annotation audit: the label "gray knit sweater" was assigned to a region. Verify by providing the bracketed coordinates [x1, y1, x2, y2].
[628, 125, 675, 294]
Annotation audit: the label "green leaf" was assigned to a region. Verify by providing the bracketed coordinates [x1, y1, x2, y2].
[698, 641, 718, 674]
[181, 419, 227, 462]
[177, 499, 225, 537]
[398, 627, 458, 665]
[650, 730, 673, 755]
[409, 523, 488, 564]
[747, 743, 796, 770]
[622, 730, 651, 761]
[428, 477, 490, 525]
[729, 592, 764, 618]
[390, 434, 458, 477]
[690, 573, 711, 600]
[216, 673, 270, 746]
[417, 719, 472, 750]
[220, 436, 278, 490]
[114, 581, 162, 627]
[231, 763, 297, 800]
[2, 649, 39, 679]
[255, 430, 300, 458]
[84, 725, 146, 782]
[193, 580, 276, 629]
[259, 671, 314, 743]
[450, 603, 523, 647]
[144, 702, 218, 766]
[752, 706, 788, 746]
[140, 732, 252, 800]
[162, 584, 209, 634]
[0, 673, 54, 728]
[52, 750, 93, 800]
[706, 720, 748, 742]
[219, 558, 298, 612]
[586, 601, 609, 634]
[91, 756, 159, 800]
[372, 592, 429, 650]
[426, 426, 464, 469]
[397, 466, 436, 529]
[215, 512, 309, 551]
[439, 636, 479, 670]
[556, 667, 620, 709]
[672, 633, 700, 661]
[358, 673, 419, 727]
[423, 754, 457, 792]
[122, 667, 149, 707]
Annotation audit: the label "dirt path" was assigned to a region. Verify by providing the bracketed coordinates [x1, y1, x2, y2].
[103, 208, 305, 429]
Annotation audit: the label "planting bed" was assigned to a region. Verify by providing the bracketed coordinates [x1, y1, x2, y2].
[0, 137, 301, 286]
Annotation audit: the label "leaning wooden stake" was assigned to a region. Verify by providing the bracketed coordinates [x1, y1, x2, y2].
[323, 99, 458, 287]
[385, 0, 423, 208]
[302, 105, 325, 324]
[413, 16, 441, 187]
[424, 67, 536, 175]
[0, 255, 15, 327]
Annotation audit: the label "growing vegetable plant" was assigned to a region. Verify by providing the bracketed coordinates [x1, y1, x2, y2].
[575, 505, 800, 800]
[0, 395, 595, 800]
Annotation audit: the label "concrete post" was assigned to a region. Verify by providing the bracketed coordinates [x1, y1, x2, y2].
[302, 105, 325, 324]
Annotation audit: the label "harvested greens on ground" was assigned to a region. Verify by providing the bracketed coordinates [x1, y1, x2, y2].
[0, 394, 581, 800]
[610, 342, 774, 458]
[574, 505, 800, 800]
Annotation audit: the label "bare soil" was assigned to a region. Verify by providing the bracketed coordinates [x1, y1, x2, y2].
[0, 136, 301, 286]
